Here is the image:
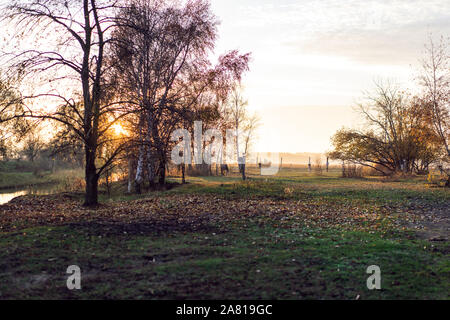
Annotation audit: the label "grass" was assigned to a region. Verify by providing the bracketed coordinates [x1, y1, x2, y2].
[0, 172, 53, 190]
[0, 169, 83, 190]
[160, 172, 450, 206]
[0, 168, 449, 300]
[0, 222, 448, 299]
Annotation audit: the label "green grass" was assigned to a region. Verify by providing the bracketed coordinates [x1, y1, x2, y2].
[0, 222, 448, 299]
[156, 174, 449, 206]
[0, 172, 53, 189]
[0, 169, 83, 190]
[1, 169, 449, 299]
[0, 160, 37, 173]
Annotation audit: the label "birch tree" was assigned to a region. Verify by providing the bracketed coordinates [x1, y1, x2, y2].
[113, 0, 218, 189]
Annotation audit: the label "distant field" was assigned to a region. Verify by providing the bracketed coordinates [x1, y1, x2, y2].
[0, 172, 51, 190]
[0, 169, 84, 190]
[162, 166, 448, 205]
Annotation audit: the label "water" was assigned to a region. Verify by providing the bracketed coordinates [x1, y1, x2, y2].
[0, 185, 60, 205]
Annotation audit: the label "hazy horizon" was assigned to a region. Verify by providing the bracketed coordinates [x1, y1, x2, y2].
[210, 0, 450, 153]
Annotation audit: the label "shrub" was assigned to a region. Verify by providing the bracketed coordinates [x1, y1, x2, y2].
[60, 176, 86, 192]
[342, 164, 363, 178]
[427, 171, 447, 187]
[314, 157, 323, 175]
[187, 164, 213, 176]
[32, 167, 45, 178]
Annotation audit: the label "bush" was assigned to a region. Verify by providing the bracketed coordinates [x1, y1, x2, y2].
[57, 172, 86, 192]
[427, 171, 448, 187]
[342, 164, 363, 178]
[187, 164, 212, 176]
[313, 157, 323, 175]
[32, 167, 45, 178]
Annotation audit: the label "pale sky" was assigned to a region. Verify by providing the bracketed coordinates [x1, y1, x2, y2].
[210, 0, 450, 153]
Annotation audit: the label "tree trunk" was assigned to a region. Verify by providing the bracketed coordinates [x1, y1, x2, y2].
[127, 157, 134, 193]
[84, 150, 99, 206]
[159, 157, 166, 186]
[134, 144, 145, 194]
[236, 122, 240, 164]
[105, 168, 111, 197]
[181, 163, 186, 184]
[146, 111, 156, 188]
[146, 146, 155, 188]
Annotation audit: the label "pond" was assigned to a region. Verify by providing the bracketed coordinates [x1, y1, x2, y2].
[0, 184, 61, 205]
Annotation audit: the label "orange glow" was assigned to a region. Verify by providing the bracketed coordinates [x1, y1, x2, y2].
[112, 123, 127, 136]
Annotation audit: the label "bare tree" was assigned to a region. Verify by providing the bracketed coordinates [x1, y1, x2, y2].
[314, 156, 323, 175]
[229, 86, 247, 162]
[329, 81, 441, 175]
[0, 74, 26, 159]
[420, 35, 450, 156]
[243, 112, 260, 158]
[3, 0, 130, 206]
[227, 86, 248, 180]
[225, 86, 259, 180]
[419, 35, 450, 184]
[22, 130, 45, 162]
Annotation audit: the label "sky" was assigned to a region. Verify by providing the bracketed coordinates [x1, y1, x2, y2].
[209, 0, 450, 153]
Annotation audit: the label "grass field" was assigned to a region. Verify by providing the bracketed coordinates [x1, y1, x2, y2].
[0, 168, 84, 190]
[0, 172, 54, 190]
[0, 167, 449, 299]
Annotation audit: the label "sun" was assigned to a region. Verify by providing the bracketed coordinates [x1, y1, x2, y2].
[112, 123, 127, 136]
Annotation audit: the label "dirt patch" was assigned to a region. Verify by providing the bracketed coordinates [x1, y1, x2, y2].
[0, 193, 394, 233]
[0, 193, 448, 239]
[395, 201, 450, 241]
